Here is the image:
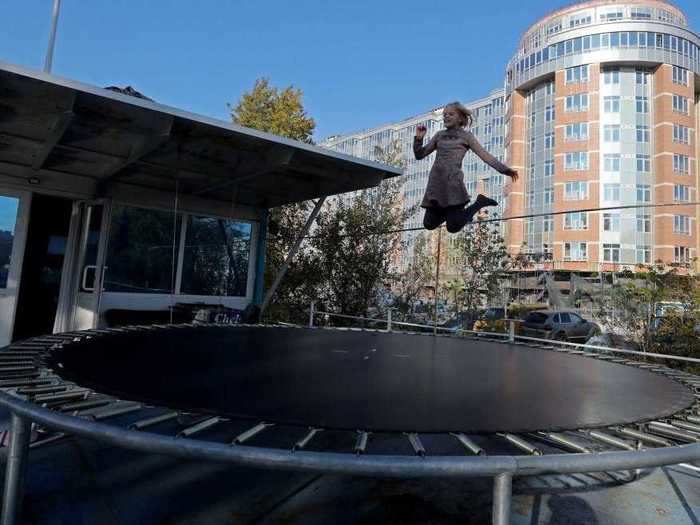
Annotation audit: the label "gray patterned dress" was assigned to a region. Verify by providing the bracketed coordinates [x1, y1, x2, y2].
[413, 128, 510, 209]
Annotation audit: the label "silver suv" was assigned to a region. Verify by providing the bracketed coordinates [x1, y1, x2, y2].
[522, 310, 600, 342]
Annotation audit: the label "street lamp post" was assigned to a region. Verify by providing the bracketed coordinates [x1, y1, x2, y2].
[44, 0, 62, 73]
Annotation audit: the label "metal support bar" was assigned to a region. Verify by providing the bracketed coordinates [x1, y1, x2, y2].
[129, 412, 179, 430]
[387, 309, 392, 332]
[252, 209, 269, 307]
[1, 413, 31, 525]
[492, 472, 513, 525]
[260, 197, 326, 315]
[44, 0, 62, 73]
[406, 433, 426, 456]
[508, 320, 515, 343]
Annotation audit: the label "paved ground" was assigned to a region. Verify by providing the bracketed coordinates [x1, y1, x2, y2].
[5, 429, 699, 525]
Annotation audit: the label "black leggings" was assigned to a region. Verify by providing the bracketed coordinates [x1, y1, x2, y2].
[423, 205, 468, 233]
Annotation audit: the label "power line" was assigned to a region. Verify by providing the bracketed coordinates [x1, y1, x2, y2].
[288, 201, 700, 240]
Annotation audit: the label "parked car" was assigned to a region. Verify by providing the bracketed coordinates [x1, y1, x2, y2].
[521, 310, 600, 341]
[440, 310, 483, 333]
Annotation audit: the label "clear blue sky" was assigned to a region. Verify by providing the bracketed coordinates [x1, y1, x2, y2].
[1, 1, 698, 141]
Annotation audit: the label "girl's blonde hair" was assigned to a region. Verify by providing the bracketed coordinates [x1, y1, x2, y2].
[445, 101, 474, 128]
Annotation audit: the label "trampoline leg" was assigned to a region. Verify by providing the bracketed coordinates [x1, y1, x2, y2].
[1, 413, 31, 525]
[492, 472, 513, 525]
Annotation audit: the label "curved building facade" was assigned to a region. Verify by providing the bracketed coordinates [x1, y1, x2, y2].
[504, 0, 700, 271]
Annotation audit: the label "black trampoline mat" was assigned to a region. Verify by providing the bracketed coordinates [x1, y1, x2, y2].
[48, 326, 695, 433]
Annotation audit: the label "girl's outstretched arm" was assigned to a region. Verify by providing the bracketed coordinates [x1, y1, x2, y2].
[413, 125, 439, 160]
[466, 131, 519, 181]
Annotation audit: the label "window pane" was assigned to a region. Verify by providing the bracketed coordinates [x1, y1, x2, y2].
[0, 196, 19, 289]
[181, 216, 252, 297]
[105, 205, 181, 294]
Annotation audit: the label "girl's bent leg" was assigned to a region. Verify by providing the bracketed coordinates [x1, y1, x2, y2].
[423, 207, 446, 230]
[445, 205, 469, 233]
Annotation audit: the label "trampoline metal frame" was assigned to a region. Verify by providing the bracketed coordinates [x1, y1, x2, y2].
[0, 327, 698, 525]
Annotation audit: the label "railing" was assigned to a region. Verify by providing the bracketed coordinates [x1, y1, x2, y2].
[308, 302, 700, 365]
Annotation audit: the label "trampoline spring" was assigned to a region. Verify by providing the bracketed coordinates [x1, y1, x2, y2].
[129, 412, 179, 430]
[87, 403, 143, 421]
[18, 384, 69, 396]
[294, 428, 322, 451]
[0, 378, 54, 388]
[499, 433, 542, 456]
[405, 433, 426, 457]
[586, 430, 636, 451]
[538, 433, 591, 454]
[29, 432, 68, 449]
[0, 366, 37, 373]
[615, 427, 672, 448]
[687, 415, 700, 425]
[450, 433, 484, 456]
[354, 431, 369, 455]
[232, 422, 274, 445]
[34, 389, 89, 404]
[178, 417, 223, 438]
[58, 398, 112, 412]
[647, 422, 700, 443]
[669, 419, 700, 434]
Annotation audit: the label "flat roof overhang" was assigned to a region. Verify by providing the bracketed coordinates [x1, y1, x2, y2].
[0, 61, 401, 209]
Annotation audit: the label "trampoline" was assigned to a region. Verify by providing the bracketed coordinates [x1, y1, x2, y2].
[0, 324, 699, 525]
[46, 325, 694, 434]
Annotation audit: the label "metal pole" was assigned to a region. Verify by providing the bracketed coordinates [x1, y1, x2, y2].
[387, 308, 392, 332]
[1, 413, 31, 525]
[260, 197, 326, 316]
[508, 320, 515, 343]
[309, 302, 315, 328]
[44, 0, 62, 73]
[433, 229, 442, 335]
[492, 472, 513, 525]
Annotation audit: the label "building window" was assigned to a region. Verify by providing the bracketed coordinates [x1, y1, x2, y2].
[672, 66, 688, 86]
[604, 96, 620, 113]
[0, 196, 19, 289]
[636, 184, 651, 202]
[635, 96, 649, 113]
[636, 154, 650, 172]
[604, 154, 621, 172]
[674, 246, 691, 264]
[673, 154, 690, 174]
[672, 95, 689, 115]
[545, 81, 555, 95]
[565, 122, 588, 141]
[603, 244, 621, 263]
[544, 160, 554, 177]
[603, 213, 620, 232]
[604, 125, 620, 142]
[544, 188, 554, 205]
[564, 212, 588, 230]
[674, 215, 691, 235]
[527, 191, 536, 208]
[673, 124, 690, 144]
[105, 205, 182, 294]
[674, 185, 690, 202]
[603, 183, 621, 201]
[565, 93, 589, 112]
[636, 246, 651, 264]
[636, 214, 651, 233]
[600, 9, 624, 22]
[631, 7, 652, 20]
[564, 181, 588, 200]
[635, 69, 650, 84]
[636, 125, 649, 143]
[565, 65, 589, 84]
[545, 105, 555, 122]
[603, 68, 620, 84]
[544, 132, 555, 149]
[569, 13, 592, 27]
[543, 215, 553, 232]
[565, 152, 588, 170]
[181, 216, 252, 297]
[564, 242, 588, 261]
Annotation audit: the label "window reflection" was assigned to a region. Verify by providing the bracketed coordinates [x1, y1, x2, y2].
[181, 216, 251, 297]
[0, 196, 19, 289]
[105, 205, 180, 293]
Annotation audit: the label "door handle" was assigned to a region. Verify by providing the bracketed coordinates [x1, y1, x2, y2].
[82, 265, 97, 292]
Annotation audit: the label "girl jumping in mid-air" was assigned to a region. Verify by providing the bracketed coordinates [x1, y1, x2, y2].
[413, 101, 518, 233]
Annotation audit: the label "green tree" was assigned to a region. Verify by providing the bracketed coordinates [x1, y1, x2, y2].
[392, 232, 434, 321]
[455, 215, 511, 320]
[230, 78, 315, 143]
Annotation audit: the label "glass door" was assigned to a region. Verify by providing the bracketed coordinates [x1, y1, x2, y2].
[0, 191, 30, 346]
[54, 200, 110, 333]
